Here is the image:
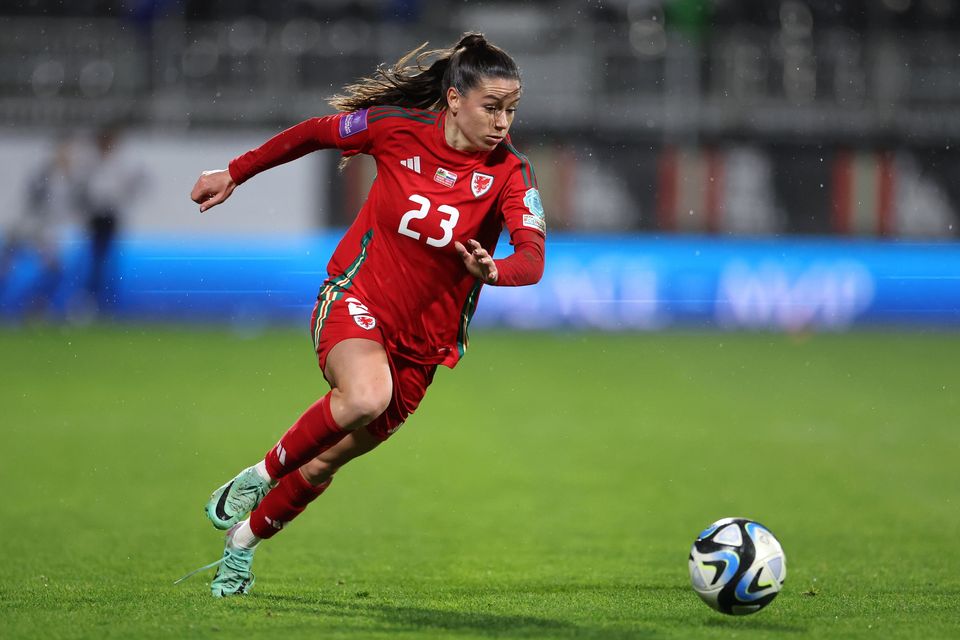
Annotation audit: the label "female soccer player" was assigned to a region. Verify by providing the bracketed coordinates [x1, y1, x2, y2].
[185, 33, 545, 597]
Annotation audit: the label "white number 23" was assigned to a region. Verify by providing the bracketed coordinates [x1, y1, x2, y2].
[398, 194, 460, 248]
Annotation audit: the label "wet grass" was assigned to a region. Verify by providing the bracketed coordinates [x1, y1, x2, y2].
[1, 326, 958, 639]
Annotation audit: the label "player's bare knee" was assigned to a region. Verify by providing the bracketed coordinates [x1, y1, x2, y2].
[340, 387, 391, 426]
[330, 382, 390, 429]
[350, 392, 391, 425]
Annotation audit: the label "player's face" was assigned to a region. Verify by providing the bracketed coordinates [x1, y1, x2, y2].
[446, 77, 521, 152]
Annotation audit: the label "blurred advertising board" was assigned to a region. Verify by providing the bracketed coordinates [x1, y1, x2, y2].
[3, 233, 958, 330]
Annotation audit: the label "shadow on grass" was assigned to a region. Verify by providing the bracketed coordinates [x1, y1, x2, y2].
[702, 615, 806, 633]
[251, 581, 749, 639]
[256, 587, 663, 639]
[258, 593, 578, 638]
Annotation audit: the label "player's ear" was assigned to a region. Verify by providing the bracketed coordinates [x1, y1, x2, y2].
[446, 86, 461, 115]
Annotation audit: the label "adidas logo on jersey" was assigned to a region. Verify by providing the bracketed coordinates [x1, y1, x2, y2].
[400, 156, 421, 174]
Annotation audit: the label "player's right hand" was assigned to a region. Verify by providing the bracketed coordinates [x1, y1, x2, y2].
[190, 169, 236, 212]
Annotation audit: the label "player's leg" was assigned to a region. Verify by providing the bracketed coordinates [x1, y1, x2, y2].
[262, 336, 392, 477]
[208, 360, 435, 597]
[300, 423, 383, 485]
[86, 213, 116, 310]
[237, 361, 436, 549]
[208, 429, 381, 597]
[204, 338, 391, 529]
[306, 356, 437, 487]
[206, 293, 391, 531]
[206, 346, 389, 596]
[208, 349, 390, 597]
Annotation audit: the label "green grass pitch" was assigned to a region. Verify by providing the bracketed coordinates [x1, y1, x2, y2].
[1, 326, 958, 639]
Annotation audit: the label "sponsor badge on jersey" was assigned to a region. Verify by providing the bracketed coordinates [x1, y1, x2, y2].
[434, 167, 458, 188]
[522, 187, 546, 233]
[470, 172, 494, 198]
[339, 109, 369, 138]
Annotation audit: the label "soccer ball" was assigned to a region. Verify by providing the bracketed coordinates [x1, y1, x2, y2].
[688, 517, 786, 615]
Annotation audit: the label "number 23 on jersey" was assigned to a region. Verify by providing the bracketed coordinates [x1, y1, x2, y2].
[397, 194, 460, 248]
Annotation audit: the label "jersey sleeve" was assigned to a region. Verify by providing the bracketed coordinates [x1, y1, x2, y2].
[493, 229, 544, 286]
[493, 153, 546, 286]
[499, 154, 546, 239]
[228, 110, 377, 185]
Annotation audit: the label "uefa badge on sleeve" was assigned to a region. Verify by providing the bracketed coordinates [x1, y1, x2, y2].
[522, 187, 546, 233]
[339, 109, 369, 138]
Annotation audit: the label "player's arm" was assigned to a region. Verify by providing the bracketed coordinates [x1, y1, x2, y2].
[492, 228, 544, 285]
[455, 230, 544, 285]
[462, 156, 545, 286]
[190, 111, 372, 212]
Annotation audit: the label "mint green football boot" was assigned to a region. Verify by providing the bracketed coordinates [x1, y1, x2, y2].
[205, 465, 273, 530]
[173, 523, 258, 596]
[210, 523, 258, 598]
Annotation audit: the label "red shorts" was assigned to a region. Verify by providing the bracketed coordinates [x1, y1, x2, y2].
[309, 285, 437, 442]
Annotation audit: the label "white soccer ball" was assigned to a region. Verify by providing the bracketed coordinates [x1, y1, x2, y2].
[688, 517, 786, 615]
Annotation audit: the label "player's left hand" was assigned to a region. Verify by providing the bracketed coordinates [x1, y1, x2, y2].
[455, 239, 498, 284]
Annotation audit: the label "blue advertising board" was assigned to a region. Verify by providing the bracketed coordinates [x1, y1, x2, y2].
[2, 233, 959, 329]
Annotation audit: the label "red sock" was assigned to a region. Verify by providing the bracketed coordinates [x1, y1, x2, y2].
[249, 470, 331, 539]
[264, 393, 347, 479]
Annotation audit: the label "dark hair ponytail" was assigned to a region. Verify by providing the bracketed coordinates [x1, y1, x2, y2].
[442, 33, 520, 97]
[329, 32, 521, 113]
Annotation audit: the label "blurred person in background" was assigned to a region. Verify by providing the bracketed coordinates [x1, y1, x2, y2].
[74, 125, 147, 318]
[0, 137, 79, 319]
[182, 33, 545, 597]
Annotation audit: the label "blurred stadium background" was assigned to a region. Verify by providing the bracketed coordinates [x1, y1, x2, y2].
[1, 0, 958, 327]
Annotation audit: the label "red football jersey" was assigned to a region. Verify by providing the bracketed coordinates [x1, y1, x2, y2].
[230, 106, 546, 368]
